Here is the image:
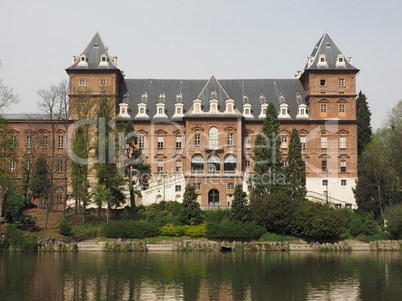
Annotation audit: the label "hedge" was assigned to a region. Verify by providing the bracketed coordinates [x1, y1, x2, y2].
[160, 223, 207, 238]
[102, 220, 159, 238]
[206, 220, 266, 239]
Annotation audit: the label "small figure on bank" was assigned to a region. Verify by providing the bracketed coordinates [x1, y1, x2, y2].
[51, 237, 55, 244]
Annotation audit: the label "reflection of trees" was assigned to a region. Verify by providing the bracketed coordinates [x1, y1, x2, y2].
[1, 252, 402, 300]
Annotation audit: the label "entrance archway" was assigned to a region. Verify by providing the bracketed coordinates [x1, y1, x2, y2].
[208, 189, 219, 207]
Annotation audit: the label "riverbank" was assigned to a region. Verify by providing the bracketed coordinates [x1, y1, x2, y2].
[28, 238, 402, 252]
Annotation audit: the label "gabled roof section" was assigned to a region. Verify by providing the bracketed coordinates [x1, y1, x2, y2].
[66, 32, 119, 71]
[305, 32, 358, 71]
[197, 75, 230, 100]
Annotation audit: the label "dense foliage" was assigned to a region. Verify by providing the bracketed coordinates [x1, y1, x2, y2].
[291, 201, 346, 238]
[206, 220, 266, 239]
[356, 91, 372, 157]
[102, 220, 160, 238]
[59, 218, 73, 236]
[231, 185, 251, 222]
[179, 184, 203, 225]
[160, 223, 207, 238]
[385, 203, 402, 238]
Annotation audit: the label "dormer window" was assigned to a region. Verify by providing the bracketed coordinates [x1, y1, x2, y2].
[159, 93, 165, 103]
[78, 54, 88, 66]
[245, 109, 250, 114]
[158, 108, 163, 114]
[81, 56, 85, 62]
[211, 89, 217, 99]
[318, 54, 327, 66]
[336, 54, 346, 67]
[101, 56, 106, 62]
[177, 92, 182, 102]
[141, 92, 148, 103]
[281, 108, 287, 115]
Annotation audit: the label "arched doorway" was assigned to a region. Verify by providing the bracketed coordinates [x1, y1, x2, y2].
[208, 189, 219, 207]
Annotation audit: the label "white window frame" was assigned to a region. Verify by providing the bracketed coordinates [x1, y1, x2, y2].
[194, 133, 200, 146]
[227, 133, 233, 146]
[58, 136, 64, 148]
[321, 136, 327, 149]
[26, 136, 32, 148]
[340, 136, 346, 149]
[139, 136, 145, 148]
[157, 161, 163, 173]
[157, 136, 164, 148]
[9, 160, 16, 172]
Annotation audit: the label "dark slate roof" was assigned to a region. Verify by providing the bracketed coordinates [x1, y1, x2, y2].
[118, 77, 306, 120]
[66, 32, 119, 71]
[1, 113, 49, 120]
[305, 32, 358, 71]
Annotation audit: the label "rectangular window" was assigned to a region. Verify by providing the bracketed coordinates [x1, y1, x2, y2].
[245, 108, 250, 114]
[245, 136, 251, 148]
[322, 160, 327, 173]
[26, 136, 32, 148]
[58, 136, 64, 148]
[322, 180, 328, 186]
[193, 183, 201, 190]
[158, 108, 163, 114]
[139, 136, 145, 148]
[281, 108, 286, 115]
[341, 161, 346, 172]
[11, 136, 16, 147]
[339, 79, 345, 86]
[339, 104, 345, 114]
[40, 197, 47, 206]
[194, 133, 200, 146]
[176, 161, 182, 173]
[262, 108, 267, 115]
[157, 161, 163, 173]
[140, 108, 145, 113]
[321, 136, 327, 148]
[175, 185, 181, 192]
[9, 161, 16, 172]
[300, 136, 306, 148]
[281, 136, 288, 149]
[42, 136, 48, 148]
[320, 79, 326, 86]
[340, 136, 346, 148]
[176, 136, 182, 148]
[158, 136, 163, 148]
[227, 133, 233, 146]
[227, 183, 235, 189]
[79, 79, 86, 86]
[100, 79, 107, 86]
[245, 160, 251, 172]
[56, 195, 63, 206]
[321, 104, 327, 113]
[56, 160, 63, 172]
[341, 180, 347, 186]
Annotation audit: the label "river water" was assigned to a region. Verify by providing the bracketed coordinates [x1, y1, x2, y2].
[0, 251, 401, 300]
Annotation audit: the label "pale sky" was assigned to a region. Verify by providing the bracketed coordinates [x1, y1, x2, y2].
[1, 0, 401, 129]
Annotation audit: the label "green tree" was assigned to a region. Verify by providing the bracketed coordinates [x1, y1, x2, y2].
[354, 128, 401, 218]
[385, 203, 402, 238]
[250, 102, 283, 198]
[179, 184, 203, 225]
[292, 200, 346, 238]
[117, 119, 151, 208]
[231, 184, 251, 222]
[0, 116, 18, 220]
[21, 152, 31, 206]
[285, 128, 307, 201]
[250, 191, 296, 234]
[30, 155, 52, 229]
[356, 91, 372, 157]
[95, 96, 125, 221]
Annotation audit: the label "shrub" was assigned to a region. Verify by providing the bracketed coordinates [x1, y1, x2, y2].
[5, 224, 37, 252]
[292, 201, 346, 238]
[385, 203, 402, 238]
[160, 224, 207, 238]
[59, 219, 73, 236]
[340, 209, 380, 238]
[206, 220, 266, 239]
[250, 192, 296, 234]
[102, 220, 159, 238]
[259, 232, 298, 242]
[203, 209, 231, 223]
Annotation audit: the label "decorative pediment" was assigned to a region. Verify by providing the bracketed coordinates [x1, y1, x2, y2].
[302, 154, 310, 159]
[154, 129, 167, 135]
[173, 129, 185, 135]
[318, 154, 331, 158]
[318, 99, 329, 103]
[173, 154, 185, 159]
[337, 154, 350, 158]
[337, 129, 349, 135]
[224, 125, 237, 132]
[137, 129, 149, 135]
[318, 129, 331, 135]
[298, 129, 310, 135]
[56, 129, 66, 134]
[280, 129, 291, 135]
[38, 129, 51, 134]
[191, 125, 204, 132]
[154, 154, 167, 159]
[337, 99, 347, 103]
[245, 129, 254, 135]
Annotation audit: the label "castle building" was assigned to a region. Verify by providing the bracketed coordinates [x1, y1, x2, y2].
[4, 32, 359, 210]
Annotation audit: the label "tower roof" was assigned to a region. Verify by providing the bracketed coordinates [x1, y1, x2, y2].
[66, 32, 120, 71]
[304, 32, 358, 71]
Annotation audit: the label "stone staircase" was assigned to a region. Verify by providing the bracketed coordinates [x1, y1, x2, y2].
[77, 239, 106, 252]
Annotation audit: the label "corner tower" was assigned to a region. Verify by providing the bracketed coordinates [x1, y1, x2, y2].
[300, 32, 359, 120]
[66, 32, 124, 119]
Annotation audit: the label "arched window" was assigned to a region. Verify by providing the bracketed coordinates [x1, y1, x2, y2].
[207, 154, 220, 172]
[209, 127, 219, 149]
[191, 154, 204, 173]
[224, 154, 236, 172]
